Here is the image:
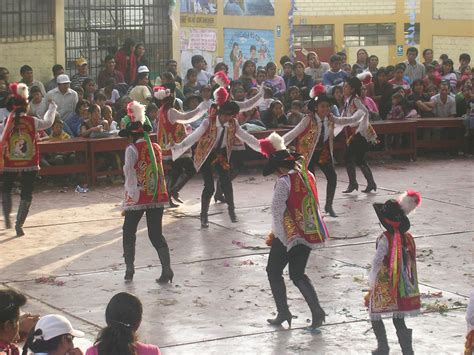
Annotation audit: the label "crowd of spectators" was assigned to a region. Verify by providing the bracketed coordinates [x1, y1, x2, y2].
[0, 41, 472, 152]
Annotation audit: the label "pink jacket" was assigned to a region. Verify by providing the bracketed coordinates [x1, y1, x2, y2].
[86, 342, 161, 355]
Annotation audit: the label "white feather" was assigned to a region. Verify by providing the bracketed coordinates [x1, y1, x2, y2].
[17, 83, 29, 100]
[130, 102, 146, 125]
[268, 132, 286, 151]
[398, 191, 419, 215]
[154, 89, 170, 101]
[357, 71, 372, 82]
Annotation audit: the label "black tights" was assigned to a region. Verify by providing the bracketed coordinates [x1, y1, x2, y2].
[372, 317, 408, 333]
[2, 171, 37, 201]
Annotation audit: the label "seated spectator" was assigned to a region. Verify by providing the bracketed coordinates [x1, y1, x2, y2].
[81, 104, 109, 137]
[288, 61, 313, 100]
[128, 68, 152, 105]
[236, 87, 263, 127]
[256, 68, 266, 86]
[200, 84, 212, 102]
[19, 65, 46, 96]
[407, 79, 435, 117]
[368, 55, 379, 77]
[361, 85, 380, 121]
[28, 86, 48, 119]
[389, 64, 411, 96]
[426, 84, 438, 99]
[99, 78, 120, 105]
[232, 86, 246, 102]
[387, 92, 407, 120]
[23, 314, 84, 355]
[82, 78, 97, 103]
[46, 115, 70, 141]
[281, 62, 293, 89]
[145, 103, 159, 131]
[115, 95, 133, 124]
[440, 59, 458, 93]
[287, 100, 305, 125]
[430, 81, 456, 117]
[86, 292, 161, 355]
[423, 64, 441, 89]
[456, 53, 472, 88]
[342, 64, 352, 75]
[262, 100, 288, 128]
[102, 105, 118, 132]
[351, 48, 369, 76]
[183, 94, 203, 112]
[265, 62, 286, 96]
[45, 64, 65, 93]
[214, 62, 229, 74]
[97, 55, 125, 89]
[332, 85, 344, 115]
[161, 72, 185, 101]
[336, 51, 347, 65]
[46, 74, 79, 122]
[71, 57, 91, 91]
[94, 92, 107, 110]
[74, 86, 84, 100]
[65, 99, 90, 137]
[305, 51, 329, 84]
[284, 86, 301, 112]
[258, 86, 275, 113]
[372, 67, 393, 119]
[323, 54, 348, 95]
[191, 55, 212, 87]
[239, 60, 257, 91]
[183, 68, 200, 96]
[456, 84, 472, 117]
[0, 67, 10, 85]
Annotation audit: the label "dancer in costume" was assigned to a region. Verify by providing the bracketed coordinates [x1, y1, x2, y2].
[120, 101, 173, 284]
[153, 82, 211, 207]
[170, 85, 263, 228]
[283, 83, 339, 217]
[367, 190, 422, 354]
[337, 73, 378, 193]
[261, 132, 329, 330]
[1, 83, 57, 236]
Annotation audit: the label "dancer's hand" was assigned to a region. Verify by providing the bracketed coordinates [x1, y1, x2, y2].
[18, 313, 40, 342]
[328, 113, 335, 123]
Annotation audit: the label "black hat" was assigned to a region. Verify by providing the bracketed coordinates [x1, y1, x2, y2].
[346, 76, 362, 92]
[118, 101, 152, 137]
[260, 132, 300, 176]
[218, 101, 240, 115]
[373, 191, 421, 234]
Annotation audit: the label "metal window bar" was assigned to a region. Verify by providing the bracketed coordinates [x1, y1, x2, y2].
[344, 23, 396, 46]
[64, 0, 171, 81]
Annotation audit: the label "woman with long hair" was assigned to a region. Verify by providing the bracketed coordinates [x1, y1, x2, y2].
[115, 38, 137, 85]
[1, 83, 56, 236]
[134, 42, 149, 68]
[86, 292, 160, 355]
[239, 60, 257, 90]
[351, 48, 369, 76]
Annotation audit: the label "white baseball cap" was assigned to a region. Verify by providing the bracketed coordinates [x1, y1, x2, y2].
[137, 65, 150, 74]
[34, 314, 84, 341]
[56, 74, 71, 84]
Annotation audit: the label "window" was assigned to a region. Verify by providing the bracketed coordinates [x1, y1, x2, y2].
[294, 25, 334, 49]
[0, 0, 54, 39]
[344, 23, 396, 46]
[404, 23, 420, 45]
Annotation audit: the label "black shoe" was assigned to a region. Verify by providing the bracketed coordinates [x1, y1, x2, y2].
[156, 269, 174, 284]
[200, 213, 209, 228]
[15, 200, 31, 237]
[267, 311, 292, 327]
[324, 205, 337, 217]
[169, 197, 180, 208]
[228, 208, 238, 223]
[372, 346, 390, 355]
[342, 184, 359, 193]
[172, 192, 184, 204]
[362, 184, 377, 193]
[294, 276, 326, 329]
[396, 328, 413, 355]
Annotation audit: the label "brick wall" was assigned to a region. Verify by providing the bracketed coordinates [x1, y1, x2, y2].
[433, 36, 474, 62]
[433, 0, 474, 20]
[0, 37, 56, 83]
[295, 0, 396, 16]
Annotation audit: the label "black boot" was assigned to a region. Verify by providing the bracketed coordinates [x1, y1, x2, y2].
[228, 206, 238, 223]
[200, 197, 211, 228]
[361, 164, 377, 193]
[267, 278, 292, 327]
[15, 200, 31, 237]
[166, 175, 180, 207]
[324, 180, 337, 217]
[396, 328, 414, 355]
[213, 179, 226, 203]
[123, 238, 135, 282]
[342, 162, 358, 193]
[2, 193, 12, 229]
[371, 320, 390, 355]
[171, 173, 192, 204]
[294, 276, 326, 329]
[156, 246, 174, 284]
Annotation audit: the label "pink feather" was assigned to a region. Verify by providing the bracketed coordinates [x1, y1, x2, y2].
[259, 138, 276, 158]
[214, 71, 230, 87]
[309, 83, 325, 99]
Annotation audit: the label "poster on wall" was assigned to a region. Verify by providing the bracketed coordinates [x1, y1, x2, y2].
[180, 28, 217, 79]
[180, 0, 217, 14]
[224, 28, 275, 80]
[223, 0, 275, 16]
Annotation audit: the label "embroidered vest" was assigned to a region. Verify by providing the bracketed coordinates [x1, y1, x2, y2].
[123, 141, 168, 210]
[3, 114, 39, 172]
[192, 115, 237, 172]
[295, 115, 319, 163]
[283, 171, 329, 250]
[157, 106, 187, 160]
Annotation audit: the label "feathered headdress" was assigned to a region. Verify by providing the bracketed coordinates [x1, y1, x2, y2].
[309, 83, 325, 99]
[356, 71, 373, 85]
[153, 86, 171, 101]
[213, 87, 230, 106]
[126, 101, 146, 124]
[398, 190, 422, 215]
[259, 132, 286, 158]
[9, 83, 29, 101]
[214, 70, 230, 87]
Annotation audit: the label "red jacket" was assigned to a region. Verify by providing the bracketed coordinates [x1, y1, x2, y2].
[115, 49, 137, 85]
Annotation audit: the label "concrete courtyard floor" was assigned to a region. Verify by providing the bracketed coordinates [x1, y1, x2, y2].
[1, 157, 473, 354]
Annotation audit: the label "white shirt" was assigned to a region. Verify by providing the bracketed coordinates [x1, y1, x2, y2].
[46, 87, 79, 121]
[430, 94, 456, 117]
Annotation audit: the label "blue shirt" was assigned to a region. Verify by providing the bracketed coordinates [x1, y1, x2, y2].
[323, 70, 348, 87]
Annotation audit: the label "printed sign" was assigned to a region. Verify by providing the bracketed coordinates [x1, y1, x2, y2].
[397, 45, 404, 56]
[180, 28, 217, 52]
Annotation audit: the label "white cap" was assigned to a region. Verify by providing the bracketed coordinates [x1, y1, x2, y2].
[137, 65, 150, 74]
[56, 74, 71, 84]
[34, 314, 84, 341]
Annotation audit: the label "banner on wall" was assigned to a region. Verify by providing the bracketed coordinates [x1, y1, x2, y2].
[224, 28, 275, 80]
[223, 0, 275, 16]
[180, 28, 217, 79]
[180, 0, 217, 14]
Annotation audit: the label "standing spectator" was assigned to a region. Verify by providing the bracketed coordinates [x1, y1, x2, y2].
[440, 59, 458, 93]
[82, 78, 97, 103]
[19, 65, 46, 96]
[0, 67, 10, 85]
[191, 55, 212, 87]
[45, 64, 64, 93]
[262, 100, 288, 128]
[368, 55, 379, 77]
[456, 84, 472, 117]
[423, 64, 441, 88]
[160, 72, 185, 101]
[407, 79, 434, 117]
[431, 81, 456, 117]
[65, 100, 90, 137]
[279, 55, 292, 75]
[165, 59, 182, 87]
[239, 60, 257, 91]
[134, 42, 149, 68]
[265, 62, 286, 96]
[86, 292, 161, 355]
[304, 51, 329, 84]
[404, 47, 426, 83]
[214, 62, 229, 74]
[323, 54, 348, 94]
[71, 57, 90, 91]
[373, 67, 393, 120]
[389, 64, 411, 96]
[281, 62, 293, 89]
[115, 38, 137, 85]
[385, 65, 395, 81]
[99, 78, 120, 105]
[288, 61, 313, 100]
[97, 55, 125, 89]
[351, 48, 369, 76]
[183, 68, 200, 96]
[422, 48, 437, 68]
[128, 67, 152, 105]
[45, 74, 79, 122]
[336, 51, 347, 65]
[256, 69, 267, 86]
[28, 86, 48, 119]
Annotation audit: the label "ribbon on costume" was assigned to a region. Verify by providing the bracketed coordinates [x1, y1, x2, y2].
[144, 132, 160, 201]
[0, 112, 16, 171]
[385, 220, 403, 297]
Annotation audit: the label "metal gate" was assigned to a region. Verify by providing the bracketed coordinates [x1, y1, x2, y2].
[64, 0, 171, 80]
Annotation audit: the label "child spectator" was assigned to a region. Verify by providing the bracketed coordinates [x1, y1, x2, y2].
[44, 116, 73, 166]
[423, 64, 441, 89]
[305, 51, 329, 84]
[440, 59, 458, 93]
[361, 85, 380, 121]
[65, 99, 90, 137]
[82, 78, 97, 103]
[265, 62, 286, 96]
[387, 92, 407, 120]
[237, 87, 263, 128]
[288, 61, 313, 100]
[74, 86, 85, 100]
[102, 105, 118, 132]
[214, 62, 229, 74]
[94, 92, 107, 109]
[407, 79, 435, 117]
[81, 104, 109, 137]
[323, 54, 348, 95]
[284, 86, 301, 112]
[256, 68, 266, 86]
[456, 53, 472, 83]
[160, 72, 185, 101]
[145, 103, 159, 132]
[99, 78, 120, 105]
[332, 85, 344, 115]
[430, 81, 456, 117]
[86, 292, 161, 355]
[190, 54, 212, 87]
[389, 64, 411, 96]
[232, 86, 246, 102]
[342, 64, 352, 75]
[183, 68, 200, 96]
[262, 100, 288, 128]
[115, 95, 133, 123]
[426, 84, 438, 98]
[287, 100, 304, 125]
[28, 86, 48, 119]
[258, 86, 275, 113]
[129, 69, 152, 105]
[385, 65, 395, 81]
[48, 115, 71, 141]
[281, 62, 293, 89]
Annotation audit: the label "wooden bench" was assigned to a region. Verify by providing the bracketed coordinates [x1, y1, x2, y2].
[416, 117, 465, 150]
[370, 119, 417, 160]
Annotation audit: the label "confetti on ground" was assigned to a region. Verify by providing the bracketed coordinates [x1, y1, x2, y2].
[34, 276, 65, 286]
